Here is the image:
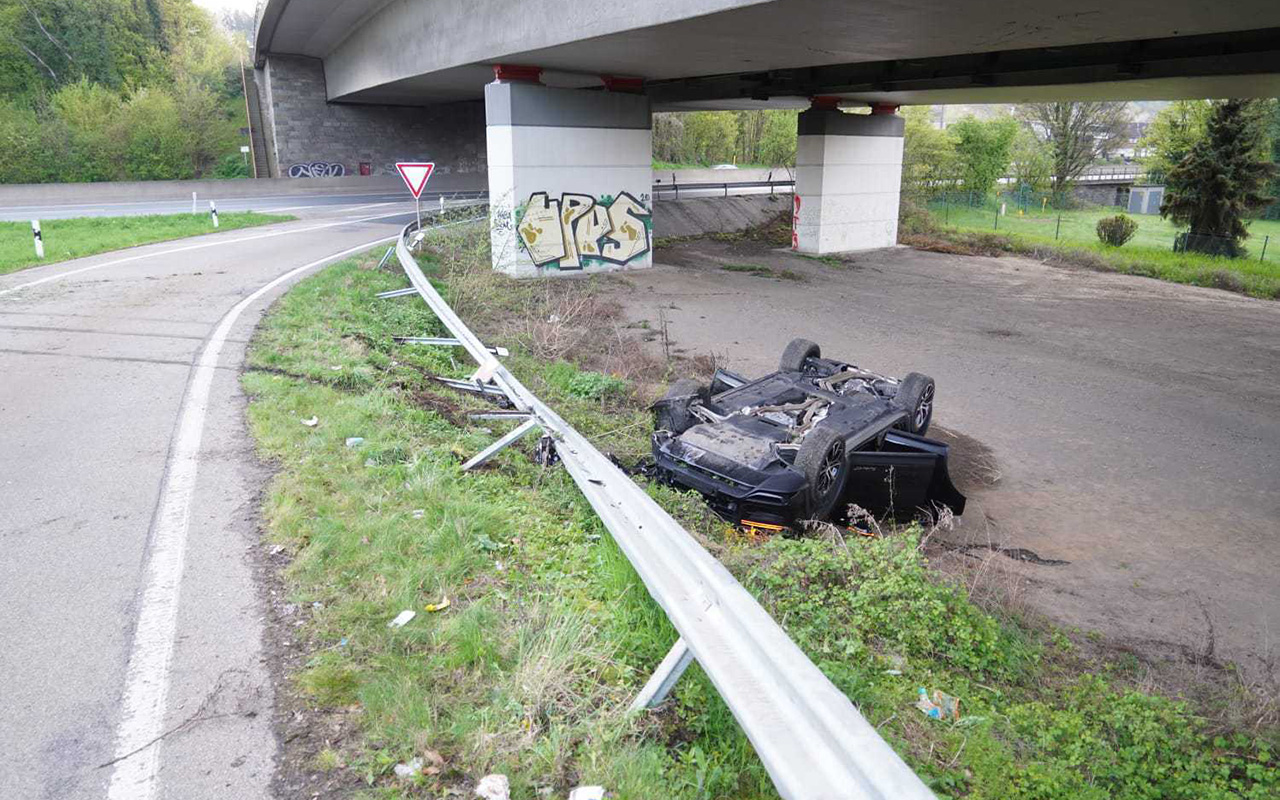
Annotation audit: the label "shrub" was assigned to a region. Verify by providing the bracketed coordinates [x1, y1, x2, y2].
[1096, 214, 1139, 247]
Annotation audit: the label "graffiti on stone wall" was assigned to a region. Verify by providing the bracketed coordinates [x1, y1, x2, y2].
[288, 161, 346, 178]
[515, 191, 651, 270]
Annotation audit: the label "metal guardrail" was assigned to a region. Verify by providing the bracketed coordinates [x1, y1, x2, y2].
[390, 209, 935, 800]
[652, 179, 795, 198]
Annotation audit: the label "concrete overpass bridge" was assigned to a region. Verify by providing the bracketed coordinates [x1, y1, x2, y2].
[251, 0, 1280, 273]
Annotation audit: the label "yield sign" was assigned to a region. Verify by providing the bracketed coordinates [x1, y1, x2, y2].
[395, 162, 435, 198]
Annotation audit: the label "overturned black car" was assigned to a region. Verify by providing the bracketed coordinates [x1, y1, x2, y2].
[651, 338, 965, 527]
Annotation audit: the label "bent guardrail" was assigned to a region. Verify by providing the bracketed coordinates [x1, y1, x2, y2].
[389, 210, 935, 800]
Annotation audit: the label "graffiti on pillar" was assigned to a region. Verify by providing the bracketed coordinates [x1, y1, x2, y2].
[515, 191, 651, 270]
[791, 194, 801, 249]
[287, 161, 346, 178]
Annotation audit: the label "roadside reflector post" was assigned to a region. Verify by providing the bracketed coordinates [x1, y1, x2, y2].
[439, 195, 445, 213]
[192, 191, 197, 215]
[31, 220, 44, 259]
[210, 200, 219, 228]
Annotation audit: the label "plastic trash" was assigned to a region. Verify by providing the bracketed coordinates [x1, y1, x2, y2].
[301, 416, 319, 427]
[394, 758, 423, 777]
[345, 437, 365, 448]
[915, 687, 960, 721]
[475, 774, 510, 800]
[424, 597, 450, 613]
[387, 610, 416, 628]
[569, 788, 606, 800]
[412, 509, 425, 519]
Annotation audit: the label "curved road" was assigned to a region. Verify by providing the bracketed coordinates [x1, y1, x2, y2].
[0, 202, 414, 799]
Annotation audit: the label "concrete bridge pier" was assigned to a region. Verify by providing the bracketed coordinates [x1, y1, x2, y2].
[791, 102, 905, 255]
[486, 69, 653, 277]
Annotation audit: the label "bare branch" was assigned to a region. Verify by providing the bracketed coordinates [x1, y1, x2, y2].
[13, 37, 57, 81]
[19, 0, 76, 66]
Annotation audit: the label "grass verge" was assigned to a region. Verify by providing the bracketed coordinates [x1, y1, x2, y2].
[244, 223, 1278, 798]
[908, 203, 1280, 299]
[0, 212, 292, 276]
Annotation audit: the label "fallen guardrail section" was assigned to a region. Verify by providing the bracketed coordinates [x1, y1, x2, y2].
[389, 213, 935, 800]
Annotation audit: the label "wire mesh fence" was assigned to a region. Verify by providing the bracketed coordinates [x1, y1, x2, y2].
[915, 187, 1279, 265]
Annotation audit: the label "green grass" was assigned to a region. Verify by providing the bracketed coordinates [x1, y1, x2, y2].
[243, 227, 1278, 798]
[923, 201, 1280, 298]
[0, 212, 292, 276]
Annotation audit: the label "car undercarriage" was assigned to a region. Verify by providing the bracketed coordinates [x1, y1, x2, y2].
[651, 338, 966, 527]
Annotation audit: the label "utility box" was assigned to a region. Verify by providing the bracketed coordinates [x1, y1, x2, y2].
[1128, 185, 1164, 215]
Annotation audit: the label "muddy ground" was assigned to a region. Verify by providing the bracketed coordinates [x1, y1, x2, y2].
[601, 237, 1280, 687]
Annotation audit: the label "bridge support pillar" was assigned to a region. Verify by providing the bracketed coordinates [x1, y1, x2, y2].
[791, 107, 904, 254]
[485, 78, 653, 277]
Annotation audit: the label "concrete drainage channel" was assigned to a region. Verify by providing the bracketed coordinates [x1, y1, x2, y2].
[388, 210, 935, 800]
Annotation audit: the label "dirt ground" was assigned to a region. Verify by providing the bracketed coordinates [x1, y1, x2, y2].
[600, 238, 1280, 687]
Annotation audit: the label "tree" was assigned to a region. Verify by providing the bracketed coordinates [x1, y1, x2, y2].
[1138, 100, 1212, 183]
[1160, 99, 1277, 257]
[679, 111, 737, 165]
[1008, 127, 1053, 194]
[900, 106, 957, 201]
[949, 115, 1018, 198]
[1018, 102, 1130, 203]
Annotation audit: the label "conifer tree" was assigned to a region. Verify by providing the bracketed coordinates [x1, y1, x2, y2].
[1160, 99, 1276, 257]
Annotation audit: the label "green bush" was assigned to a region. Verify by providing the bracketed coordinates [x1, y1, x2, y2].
[1096, 214, 1139, 247]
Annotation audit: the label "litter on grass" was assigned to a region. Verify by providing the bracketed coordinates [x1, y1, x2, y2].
[474, 774, 510, 800]
[569, 787, 607, 800]
[424, 597, 450, 613]
[393, 758, 423, 778]
[345, 437, 365, 447]
[915, 687, 961, 721]
[387, 610, 416, 628]
[300, 416, 319, 427]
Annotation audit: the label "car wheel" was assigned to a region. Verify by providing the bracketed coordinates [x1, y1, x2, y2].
[780, 338, 820, 372]
[895, 372, 935, 435]
[654, 378, 704, 435]
[795, 426, 849, 520]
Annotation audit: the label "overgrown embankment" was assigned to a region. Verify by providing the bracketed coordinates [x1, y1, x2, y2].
[899, 201, 1280, 299]
[243, 223, 1277, 799]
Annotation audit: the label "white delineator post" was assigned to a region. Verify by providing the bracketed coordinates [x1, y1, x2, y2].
[31, 220, 43, 259]
[792, 101, 905, 254]
[192, 191, 197, 215]
[485, 66, 653, 277]
[209, 200, 219, 228]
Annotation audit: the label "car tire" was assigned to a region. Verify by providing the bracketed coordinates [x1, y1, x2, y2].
[794, 425, 849, 520]
[895, 372, 935, 435]
[654, 378, 704, 435]
[780, 338, 820, 372]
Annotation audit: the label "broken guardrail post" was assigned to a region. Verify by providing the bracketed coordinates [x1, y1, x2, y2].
[461, 417, 540, 471]
[31, 220, 43, 259]
[629, 638, 694, 712]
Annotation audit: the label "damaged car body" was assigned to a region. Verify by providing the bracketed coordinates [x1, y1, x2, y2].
[651, 338, 966, 527]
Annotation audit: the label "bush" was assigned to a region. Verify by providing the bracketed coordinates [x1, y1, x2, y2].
[1096, 214, 1139, 247]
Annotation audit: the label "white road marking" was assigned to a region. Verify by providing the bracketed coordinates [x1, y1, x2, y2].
[105, 233, 398, 800]
[0, 209, 411, 297]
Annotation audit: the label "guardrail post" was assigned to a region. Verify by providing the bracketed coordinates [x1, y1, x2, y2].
[461, 418, 540, 471]
[31, 220, 43, 259]
[630, 638, 694, 711]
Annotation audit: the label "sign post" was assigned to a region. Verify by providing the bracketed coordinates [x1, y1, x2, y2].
[394, 162, 435, 231]
[31, 220, 43, 259]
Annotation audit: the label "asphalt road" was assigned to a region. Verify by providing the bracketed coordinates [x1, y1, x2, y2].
[610, 241, 1280, 682]
[0, 201, 415, 799]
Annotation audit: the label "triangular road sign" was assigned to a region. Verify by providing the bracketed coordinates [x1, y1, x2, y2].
[395, 162, 435, 198]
